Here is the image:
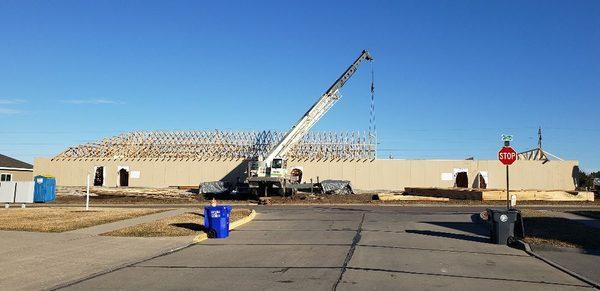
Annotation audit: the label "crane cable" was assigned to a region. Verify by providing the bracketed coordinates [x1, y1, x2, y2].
[369, 60, 376, 137]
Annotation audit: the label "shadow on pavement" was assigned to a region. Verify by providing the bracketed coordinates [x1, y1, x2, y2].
[405, 229, 489, 243]
[171, 223, 206, 232]
[406, 214, 490, 243]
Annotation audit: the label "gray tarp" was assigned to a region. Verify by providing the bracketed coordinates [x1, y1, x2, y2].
[594, 178, 600, 187]
[199, 181, 229, 194]
[320, 180, 354, 195]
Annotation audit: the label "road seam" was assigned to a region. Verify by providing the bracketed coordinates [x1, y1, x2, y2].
[48, 243, 196, 290]
[332, 213, 365, 291]
[516, 239, 600, 289]
[51, 210, 257, 289]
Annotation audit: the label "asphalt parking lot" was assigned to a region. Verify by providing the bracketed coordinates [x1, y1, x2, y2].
[60, 206, 594, 290]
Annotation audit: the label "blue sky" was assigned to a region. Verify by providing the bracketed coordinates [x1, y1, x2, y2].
[1, 1, 599, 171]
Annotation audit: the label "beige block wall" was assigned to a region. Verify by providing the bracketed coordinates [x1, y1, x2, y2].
[0, 169, 33, 181]
[33, 158, 578, 191]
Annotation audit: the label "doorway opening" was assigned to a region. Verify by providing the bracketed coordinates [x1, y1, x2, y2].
[94, 166, 104, 186]
[455, 172, 468, 188]
[119, 168, 129, 187]
[473, 172, 488, 189]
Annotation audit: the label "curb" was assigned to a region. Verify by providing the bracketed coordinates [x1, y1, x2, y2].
[36, 203, 600, 208]
[193, 209, 257, 243]
[516, 239, 600, 289]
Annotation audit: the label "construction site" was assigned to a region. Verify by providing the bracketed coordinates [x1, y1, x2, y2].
[33, 50, 591, 203]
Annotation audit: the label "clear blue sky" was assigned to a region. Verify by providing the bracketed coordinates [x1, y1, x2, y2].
[1, 1, 599, 171]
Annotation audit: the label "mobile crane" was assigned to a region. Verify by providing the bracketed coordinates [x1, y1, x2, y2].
[247, 50, 373, 197]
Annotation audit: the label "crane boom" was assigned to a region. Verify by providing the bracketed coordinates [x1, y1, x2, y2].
[264, 50, 373, 162]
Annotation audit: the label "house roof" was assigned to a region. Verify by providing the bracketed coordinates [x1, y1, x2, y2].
[0, 154, 33, 170]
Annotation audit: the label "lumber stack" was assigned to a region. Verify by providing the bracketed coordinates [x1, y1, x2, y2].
[56, 186, 193, 199]
[404, 187, 594, 202]
[377, 193, 449, 202]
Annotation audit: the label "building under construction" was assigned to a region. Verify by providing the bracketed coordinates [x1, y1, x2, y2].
[33, 51, 580, 193]
[33, 128, 578, 191]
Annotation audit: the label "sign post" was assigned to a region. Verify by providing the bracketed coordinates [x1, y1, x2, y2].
[86, 173, 90, 211]
[499, 135, 516, 210]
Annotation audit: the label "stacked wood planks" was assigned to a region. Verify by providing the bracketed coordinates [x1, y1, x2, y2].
[376, 193, 449, 202]
[404, 187, 594, 202]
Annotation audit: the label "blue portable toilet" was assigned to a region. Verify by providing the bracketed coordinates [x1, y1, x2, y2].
[33, 175, 56, 203]
[203, 205, 232, 238]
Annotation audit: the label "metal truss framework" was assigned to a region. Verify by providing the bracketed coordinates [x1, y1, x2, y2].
[517, 127, 563, 161]
[518, 148, 563, 161]
[53, 130, 377, 161]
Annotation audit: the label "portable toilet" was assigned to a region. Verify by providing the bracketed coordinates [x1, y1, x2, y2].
[34, 176, 56, 203]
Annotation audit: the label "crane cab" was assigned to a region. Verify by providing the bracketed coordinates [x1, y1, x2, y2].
[269, 158, 287, 178]
[247, 158, 287, 178]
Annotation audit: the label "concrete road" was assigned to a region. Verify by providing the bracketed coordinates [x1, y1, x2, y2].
[0, 231, 192, 291]
[60, 206, 593, 290]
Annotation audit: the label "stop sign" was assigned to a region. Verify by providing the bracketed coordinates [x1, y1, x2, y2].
[498, 146, 517, 165]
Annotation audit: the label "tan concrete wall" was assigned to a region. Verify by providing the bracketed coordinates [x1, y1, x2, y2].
[0, 169, 33, 182]
[34, 158, 578, 191]
[0, 170, 33, 181]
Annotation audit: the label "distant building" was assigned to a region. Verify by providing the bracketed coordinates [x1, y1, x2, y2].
[0, 154, 33, 182]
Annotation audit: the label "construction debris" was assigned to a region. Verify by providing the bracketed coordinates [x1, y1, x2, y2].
[199, 181, 229, 194]
[258, 197, 272, 205]
[319, 180, 354, 195]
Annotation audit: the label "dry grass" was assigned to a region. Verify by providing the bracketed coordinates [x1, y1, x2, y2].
[522, 209, 600, 249]
[0, 207, 166, 233]
[104, 208, 252, 237]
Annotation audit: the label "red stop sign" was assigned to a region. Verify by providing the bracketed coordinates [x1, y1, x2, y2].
[498, 146, 517, 165]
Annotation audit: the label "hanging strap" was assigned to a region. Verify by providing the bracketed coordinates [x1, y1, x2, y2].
[369, 60, 376, 136]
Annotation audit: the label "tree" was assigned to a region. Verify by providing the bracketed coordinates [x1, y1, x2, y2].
[575, 170, 600, 190]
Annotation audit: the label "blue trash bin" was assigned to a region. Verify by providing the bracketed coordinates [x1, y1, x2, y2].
[33, 176, 56, 203]
[203, 205, 232, 238]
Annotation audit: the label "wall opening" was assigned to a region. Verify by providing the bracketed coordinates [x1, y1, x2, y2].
[474, 173, 487, 189]
[94, 166, 104, 186]
[119, 168, 129, 187]
[455, 172, 468, 188]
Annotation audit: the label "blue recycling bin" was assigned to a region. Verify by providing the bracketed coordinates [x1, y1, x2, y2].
[203, 205, 232, 238]
[33, 175, 56, 203]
